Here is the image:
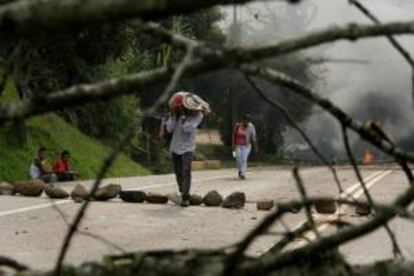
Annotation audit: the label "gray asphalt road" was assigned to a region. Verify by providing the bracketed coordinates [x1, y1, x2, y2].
[0, 166, 411, 270]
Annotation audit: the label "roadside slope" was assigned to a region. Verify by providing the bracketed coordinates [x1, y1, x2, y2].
[0, 80, 149, 181]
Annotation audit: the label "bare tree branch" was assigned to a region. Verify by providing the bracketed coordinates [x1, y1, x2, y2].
[133, 20, 199, 49]
[307, 57, 370, 65]
[50, 199, 126, 254]
[143, 45, 195, 116]
[349, 0, 414, 67]
[341, 126, 375, 205]
[54, 128, 135, 276]
[349, 0, 414, 103]
[241, 20, 414, 61]
[341, 125, 403, 258]
[242, 186, 414, 274]
[0, 0, 268, 37]
[2, 20, 414, 125]
[0, 255, 28, 271]
[267, 220, 353, 255]
[241, 64, 414, 163]
[244, 75, 345, 193]
[225, 189, 414, 274]
[233, 64, 414, 273]
[267, 221, 312, 254]
[292, 167, 320, 239]
[224, 201, 301, 275]
[53, 36, 196, 274]
[1, 2, 414, 274]
[278, 218, 292, 233]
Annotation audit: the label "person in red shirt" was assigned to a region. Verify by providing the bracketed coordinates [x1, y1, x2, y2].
[232, 114, 258, 179]
[54, 150, 79, 182]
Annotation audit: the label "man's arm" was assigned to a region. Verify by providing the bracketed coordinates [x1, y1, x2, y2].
[158, 118, 166, 138]
[35, 159, 52, 174]
[181, 112, 203, 133]
[165, 113, 177, 133]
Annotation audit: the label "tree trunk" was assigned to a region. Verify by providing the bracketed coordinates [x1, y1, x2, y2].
[12, 79, 28, 146]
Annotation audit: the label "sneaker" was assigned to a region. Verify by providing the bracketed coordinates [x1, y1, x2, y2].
[181, 199, 190, 207]
[167, 193, 182, 205]
[181, 194, 190, 207]
[240, 175, 246, 180]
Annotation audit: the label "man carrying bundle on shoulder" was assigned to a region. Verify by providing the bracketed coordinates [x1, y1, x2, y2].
[164, 91, 210, 207]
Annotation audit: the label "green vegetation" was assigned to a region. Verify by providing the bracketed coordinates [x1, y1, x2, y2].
[0, 79, 148, 182]
[0, 114, 149, 182]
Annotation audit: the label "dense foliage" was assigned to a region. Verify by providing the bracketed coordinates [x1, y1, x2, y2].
[1, 4, 316, 169]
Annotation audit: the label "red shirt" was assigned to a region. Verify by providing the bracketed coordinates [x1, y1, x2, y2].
[54, 159, 70, 174]
[234, 123, 248, 146]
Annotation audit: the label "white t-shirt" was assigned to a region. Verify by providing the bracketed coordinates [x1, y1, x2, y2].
[29, 160, 42, 179]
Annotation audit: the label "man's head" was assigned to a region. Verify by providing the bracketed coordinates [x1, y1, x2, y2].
[38, 147, 47, 160]
[61, 150, 70, 161]
[242, 114, 251, 126]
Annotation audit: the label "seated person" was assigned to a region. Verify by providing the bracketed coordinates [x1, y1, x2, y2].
[53, 150, 79, 182]
[29, 147, 57, 183]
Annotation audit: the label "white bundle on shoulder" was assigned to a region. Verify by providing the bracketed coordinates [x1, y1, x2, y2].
[168, 91, 211, 114]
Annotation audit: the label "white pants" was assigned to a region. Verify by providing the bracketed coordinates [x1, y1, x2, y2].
[236, 145, 251, 176]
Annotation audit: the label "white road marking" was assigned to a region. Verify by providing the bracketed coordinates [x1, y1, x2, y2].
[0, 200, 72, 217]
[351, 170, 391, 199]
[0, 174, 234, 218]
[342, 170, 385, 197]
[288, 170, 392, 249]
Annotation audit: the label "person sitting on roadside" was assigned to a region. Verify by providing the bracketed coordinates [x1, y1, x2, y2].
[29, 147, 57, 183]
[54, 150, 79, 182]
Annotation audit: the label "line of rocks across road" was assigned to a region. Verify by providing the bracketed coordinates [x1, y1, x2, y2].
[0, 181, 284, 212]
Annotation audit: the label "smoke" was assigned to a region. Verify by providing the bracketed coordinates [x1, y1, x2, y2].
[282, 0, 414, 158]
[221, 0, 414, 158]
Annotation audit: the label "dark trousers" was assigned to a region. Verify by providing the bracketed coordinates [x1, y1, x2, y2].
[57, 173, 75, 182]
[172, 152, 192, 199]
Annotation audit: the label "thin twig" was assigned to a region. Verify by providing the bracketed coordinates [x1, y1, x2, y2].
[349, 0, 414, 67]
[241, 64, 414, 163]
[244, 75, 345, 193]
[267, 220, 353, 255]
[292, 167, 320, 239]
[142, 45, 194, 116]
[307, 57, 371, 65]
[349, 0, 414, 103]
[278, 218, 292, 233]
[223, 203, 298, 275]
[54, 41, 195, 275]
[49, 199, 126, 253]
[242, 185, 414, 274]
[268, 221, 311, 254]
[0, 256, 28, 271]
[133, 20, 199, 50]
[342, 125, 403, 258]
[239, 65, 414, 272]
[54, 128, 135, 276]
